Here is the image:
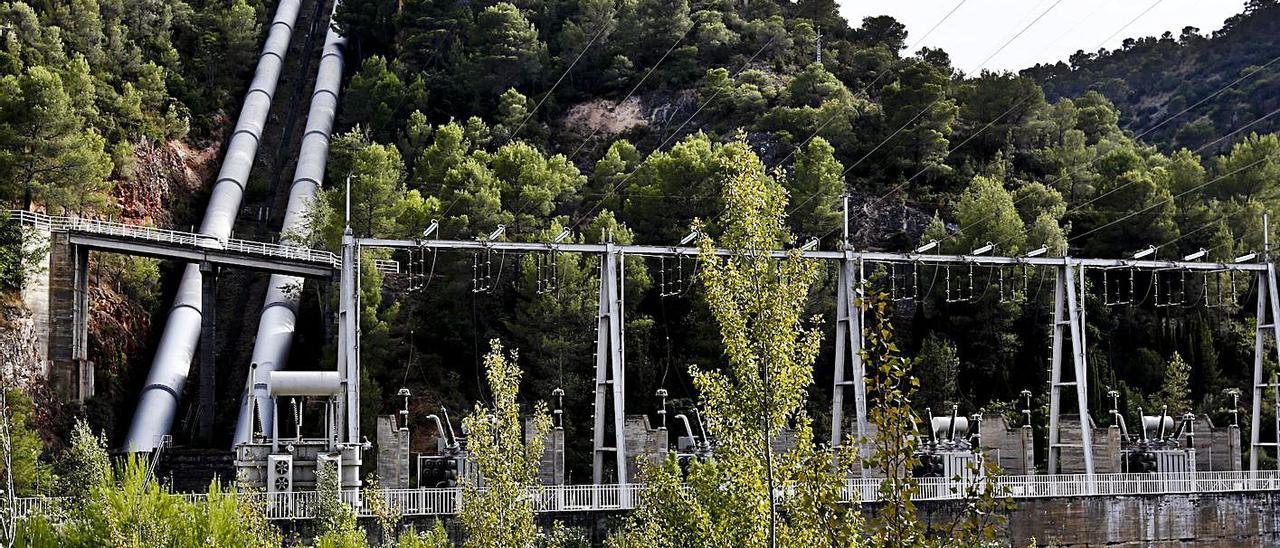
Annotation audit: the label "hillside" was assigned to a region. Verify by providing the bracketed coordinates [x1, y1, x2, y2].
[1, 0, 1279, 486]
[1024, 0, 1280, 152]
[322, 0, 1280, 476]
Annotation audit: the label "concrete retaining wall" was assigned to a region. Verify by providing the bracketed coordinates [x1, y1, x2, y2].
[915, 492, 1280, 547]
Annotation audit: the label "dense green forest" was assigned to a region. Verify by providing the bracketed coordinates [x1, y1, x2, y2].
[314, 0, 1280, 478]
[0, 0, 268, 213]
[0, 0, 277, 466]
[2, 0, 1280, 486]
[1025, 0, 1280, 152]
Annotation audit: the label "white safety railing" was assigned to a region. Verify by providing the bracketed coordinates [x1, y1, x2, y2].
[11, 472, 1280, 521]
[6, 210, 339, 268]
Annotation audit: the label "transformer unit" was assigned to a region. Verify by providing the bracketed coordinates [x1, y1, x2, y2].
[417, 455, 479, 488]
[1108, 394, 1198, 474]
[671, 412, 713, 479]
[418, 455, 460, 488]
[913, 406, 985, 479]
[233, 371, 366, 492]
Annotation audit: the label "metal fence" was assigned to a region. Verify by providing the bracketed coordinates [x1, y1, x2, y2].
[6, 210, 340, 267]
[12, 472, 1280, 521]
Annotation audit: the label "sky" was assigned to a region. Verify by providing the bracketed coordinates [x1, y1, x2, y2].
[837, 0, 1249, 72]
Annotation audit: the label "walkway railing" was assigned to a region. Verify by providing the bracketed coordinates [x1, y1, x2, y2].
[6, 210, 340, 267]
[11, 472, 1280, 521]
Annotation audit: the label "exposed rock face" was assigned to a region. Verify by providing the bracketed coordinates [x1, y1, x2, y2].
[115, 139, 218, 226]
[560, 96, 649, 139]
[0, 302, 46, 388]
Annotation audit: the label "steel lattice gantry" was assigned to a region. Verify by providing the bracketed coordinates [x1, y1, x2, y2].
[354, 236, 1279, 481]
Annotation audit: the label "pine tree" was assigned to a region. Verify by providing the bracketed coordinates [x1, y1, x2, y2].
[0, 66, 113, 213]
[1156, 352, 1192, 414]
[467, 3, 547, 102]
[954, 175, 1026, 254]
[787, 136, 845, 238]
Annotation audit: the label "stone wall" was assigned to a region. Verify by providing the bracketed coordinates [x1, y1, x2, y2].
[377, 415, 411, 488]
[403, 492, 1280, 547]
[526, 417, 566, 485]
[18, 227, 49, 376]
[1056, 415, 1242, 473]
[623, 415, 667, 480]
[1056, 415, 1122, 473]
[1191, 416, 1242, 471]
[913, 492, 1280, 547]
[981, 416, 1035, 475]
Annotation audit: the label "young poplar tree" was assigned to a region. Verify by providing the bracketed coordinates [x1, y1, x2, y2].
[612, 139, 863, 547]
[458, 340, 552, 548]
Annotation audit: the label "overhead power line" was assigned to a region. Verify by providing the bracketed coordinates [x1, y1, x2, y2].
[946, 48, 1280, 253]
[773, 0, 972, 167]
[565, 24, 696, 162]
[1067, 154, 1270, 243]
[839, 0, 1067, 180]
[571, 36, 780, 229]
[510, 24, 611, 140]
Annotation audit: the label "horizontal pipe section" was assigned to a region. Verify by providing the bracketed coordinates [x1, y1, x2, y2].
[126, 0, 302, 452]
[234, 4, 347, 446]
[359, 238, 1270, 272]
[269, 371, 341, 396]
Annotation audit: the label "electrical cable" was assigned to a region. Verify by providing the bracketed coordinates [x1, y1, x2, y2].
[1067, 155, 1270, 243]
[1053, 103, 1280, 223]
[859, 0, 1163, 214]
[773, 0, 972, 167]
[781, 0, 1104, 237]
[571, 36, 780, 229]
[1152, 217, 1224, 253]
[790, 92, 1038, 234]
[838, 0, 1066, 179]
[566, 24, 697, 162]
[958, 63, 1280, 253]
[510, 24, 611, 140]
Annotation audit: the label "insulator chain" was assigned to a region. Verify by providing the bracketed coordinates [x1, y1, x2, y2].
[407, 247, 433, 292]
[536, 251, 560, 295]
[1198, 270, 1239, 308]
[997, 265, 1029, 305]
[1153, 269, 1188, 308]
[472, 249, 495, 294]
[1204, 270, 1240, 308]
[888, 262, 920, 302]
[945, 264, 980, 304]
[659, 256, 686, 298]
[1102, 267, 1136, 306]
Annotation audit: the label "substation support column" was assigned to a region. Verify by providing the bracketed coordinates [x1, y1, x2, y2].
[1249, 261, 1280, 471]
[337, 227, 360, 444]
[831, 251, 867, 472]
[196, 262, 218, 442]
[593, 244, 627, 500]
[1048, 260, 1095, 479]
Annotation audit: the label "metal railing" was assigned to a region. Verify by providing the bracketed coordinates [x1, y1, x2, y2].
[6, 210, 339, 267]
[10, 472, 1280, 521]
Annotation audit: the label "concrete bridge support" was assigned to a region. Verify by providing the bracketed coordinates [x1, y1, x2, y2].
[47, 234, 91, 402]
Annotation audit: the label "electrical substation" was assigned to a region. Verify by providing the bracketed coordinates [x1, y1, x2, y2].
[224, 204, 1269, 496]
